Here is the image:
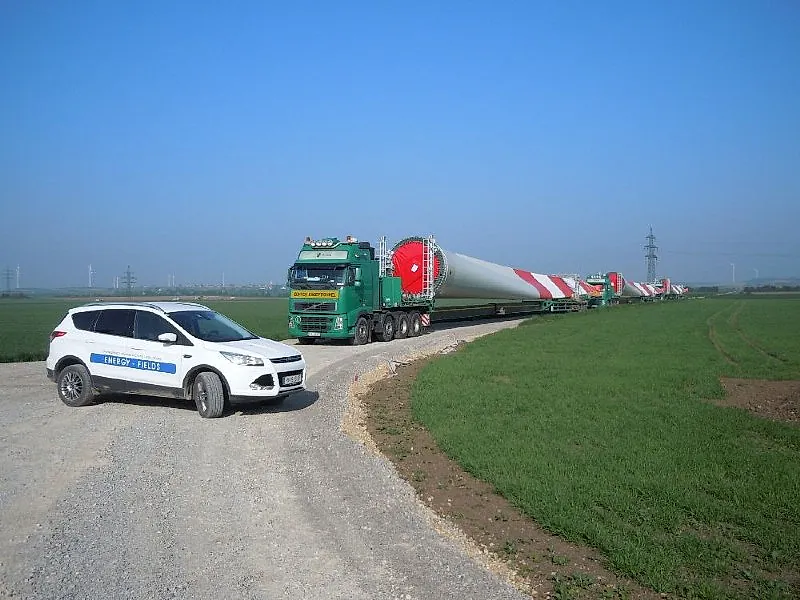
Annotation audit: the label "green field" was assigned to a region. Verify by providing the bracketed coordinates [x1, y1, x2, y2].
[0, 296, 524, 362]
[412, 298, 800, 599]
[0, 298, 290, 363]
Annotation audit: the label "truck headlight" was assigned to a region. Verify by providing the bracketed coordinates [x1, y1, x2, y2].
[220, 351, 264, 366]
[334, 316, 343, 330]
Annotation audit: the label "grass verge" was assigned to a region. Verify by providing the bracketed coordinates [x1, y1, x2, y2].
[411, 298, 800, 599]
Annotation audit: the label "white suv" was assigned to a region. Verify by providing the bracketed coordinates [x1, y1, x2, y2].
[46, 301, 307, 418]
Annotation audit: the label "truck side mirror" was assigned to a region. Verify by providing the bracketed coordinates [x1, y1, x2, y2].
[354, 267, 361, 286]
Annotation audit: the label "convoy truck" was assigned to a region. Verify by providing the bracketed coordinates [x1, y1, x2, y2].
[286, 235, 589, 345]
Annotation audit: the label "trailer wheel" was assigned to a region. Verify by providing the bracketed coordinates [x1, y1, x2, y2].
[352, 317, 370, 345]
[408, 312, 422, 337]
[394, 312, 409, 339]
[375, 314, 395, 342]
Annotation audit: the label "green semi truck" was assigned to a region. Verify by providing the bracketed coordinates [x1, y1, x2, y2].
[286, 236, 433, 345]
[286, 235, 590, 345]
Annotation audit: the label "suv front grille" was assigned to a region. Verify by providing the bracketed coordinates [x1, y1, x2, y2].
[270, 355, 302, 364]
[298, 316, 329, 333]
[293, 302, 336, 312]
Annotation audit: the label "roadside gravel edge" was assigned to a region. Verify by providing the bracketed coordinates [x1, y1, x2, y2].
[340, 326, 532, 597]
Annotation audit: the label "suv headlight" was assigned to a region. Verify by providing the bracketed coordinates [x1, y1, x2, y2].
[220, 351, 264, 366]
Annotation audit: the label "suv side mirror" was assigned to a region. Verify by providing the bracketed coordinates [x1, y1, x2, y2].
[158, 332, 178, 344]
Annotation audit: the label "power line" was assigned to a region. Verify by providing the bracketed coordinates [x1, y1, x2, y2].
[662, 250, 796, 258]
[644, 225, 658, 283]
[121, 265, 136, 297]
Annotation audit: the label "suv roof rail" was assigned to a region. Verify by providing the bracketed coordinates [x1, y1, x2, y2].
[80, 300, 212, 312]
[81, 301, 167, 312]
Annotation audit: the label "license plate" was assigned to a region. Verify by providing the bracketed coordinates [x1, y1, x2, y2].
[308, 332, 321, 337]
[282, 374, 302, 386]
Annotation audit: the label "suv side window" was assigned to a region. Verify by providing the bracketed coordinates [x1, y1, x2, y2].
[134, 311, 186, 343]
[72, 310, 101, 331]
[94, 309, 135, 338]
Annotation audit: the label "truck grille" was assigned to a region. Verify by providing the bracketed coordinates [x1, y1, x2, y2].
[293, 301, 336, 312]
[298, 316, 329, 333]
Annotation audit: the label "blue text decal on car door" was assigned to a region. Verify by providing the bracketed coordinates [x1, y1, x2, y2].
[90, 353, 177, 374]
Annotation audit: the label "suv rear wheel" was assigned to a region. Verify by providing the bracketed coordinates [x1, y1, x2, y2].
[57, 364, 96, 407]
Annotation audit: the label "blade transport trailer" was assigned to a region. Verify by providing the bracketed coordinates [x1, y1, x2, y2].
[286, 235, 601, 345]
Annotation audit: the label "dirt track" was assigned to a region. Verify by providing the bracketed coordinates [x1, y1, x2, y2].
[0, 320, 528, 600]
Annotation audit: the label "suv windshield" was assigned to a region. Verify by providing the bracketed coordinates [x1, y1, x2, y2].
[169, 310, 258, 343]
[289, 265, 348, 289]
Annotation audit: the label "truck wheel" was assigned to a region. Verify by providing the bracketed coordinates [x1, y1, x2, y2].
[394, 312, 409, 339]
[408, 312, 422, 337]
[193, 371, 225, 418]
[352, 317, 370, 345]
[376, 314, 395, 342]
[56, 364, 96, 407]
[297, 337, 315, 345]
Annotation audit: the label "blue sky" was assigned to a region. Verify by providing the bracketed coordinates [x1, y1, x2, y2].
[1, 0, 798, 288]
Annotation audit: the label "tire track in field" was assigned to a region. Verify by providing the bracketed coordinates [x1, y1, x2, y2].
[707, 306, 738, 365]
[727, 301, 788, 363]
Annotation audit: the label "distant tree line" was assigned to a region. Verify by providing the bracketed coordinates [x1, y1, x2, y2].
[55, 285, 289, 299]
[743, 285, 800, 293]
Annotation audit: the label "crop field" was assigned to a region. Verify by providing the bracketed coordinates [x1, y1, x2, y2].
[0, 296, 517, 362]
[412, 298, 800, 599]
[0, 298, 290, 363]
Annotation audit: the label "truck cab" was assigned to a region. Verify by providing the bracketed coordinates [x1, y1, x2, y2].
[287, 236, 406, 344]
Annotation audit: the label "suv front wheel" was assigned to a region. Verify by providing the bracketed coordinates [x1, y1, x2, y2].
[193, 371, 225, 418]
[57, 364, 96, 407]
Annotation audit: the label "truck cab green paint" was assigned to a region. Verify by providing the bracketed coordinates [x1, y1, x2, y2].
[287, 237, 422, 342]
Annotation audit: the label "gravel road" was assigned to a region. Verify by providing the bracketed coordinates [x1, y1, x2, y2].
[0, 320, 529, 600]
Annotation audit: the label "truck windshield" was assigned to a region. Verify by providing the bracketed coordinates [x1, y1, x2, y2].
[289, 265, 348, 288]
